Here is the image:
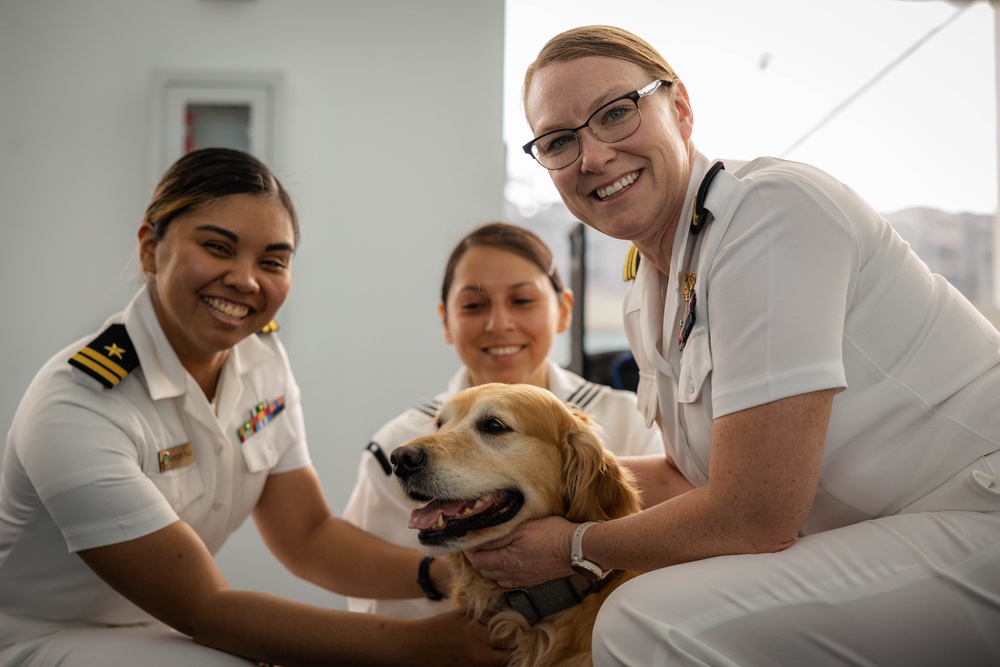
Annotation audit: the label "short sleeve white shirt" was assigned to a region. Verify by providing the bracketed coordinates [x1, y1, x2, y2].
[625, 152, 1000, 533]
[0, 286, 310, 640]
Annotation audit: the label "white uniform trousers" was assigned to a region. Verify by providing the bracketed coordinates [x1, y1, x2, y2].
[0, 622, 258, 667]
[593, 509, 1000, 666]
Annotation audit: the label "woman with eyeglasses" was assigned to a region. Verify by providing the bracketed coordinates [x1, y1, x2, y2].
[466, 25, 1000, 665]
[0, 148, 508, 667]
[342, 221, 662, 618]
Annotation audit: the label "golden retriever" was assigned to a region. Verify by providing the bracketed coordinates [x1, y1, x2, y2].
[391, 383, 642, 667]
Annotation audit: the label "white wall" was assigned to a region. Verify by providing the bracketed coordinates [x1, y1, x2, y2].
[0, 0, 505, 609]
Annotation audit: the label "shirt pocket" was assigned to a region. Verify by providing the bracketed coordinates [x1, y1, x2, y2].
[677, 329, 712, 405]
[241, 410, 296, 473]
[147, 462, 205, 514]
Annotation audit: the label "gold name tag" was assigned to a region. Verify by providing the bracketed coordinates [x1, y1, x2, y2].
[158, 442, 194, 472]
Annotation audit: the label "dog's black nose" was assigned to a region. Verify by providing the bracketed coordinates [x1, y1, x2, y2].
[390, 445, 426, 480]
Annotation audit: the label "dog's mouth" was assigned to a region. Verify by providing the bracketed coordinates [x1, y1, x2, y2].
[407, 489, 524, 548]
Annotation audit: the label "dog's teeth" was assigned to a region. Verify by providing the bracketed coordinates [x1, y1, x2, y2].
[435, 515, 445, 528]
[474, 499, 485, 509]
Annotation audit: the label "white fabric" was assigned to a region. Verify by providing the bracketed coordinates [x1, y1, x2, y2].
[593, 502, 1000, 666]
[0, 622, 257, 667]
[342, 360, 662, 618]
[0, 286, 311, 661]
[614, 151, 1000, 664]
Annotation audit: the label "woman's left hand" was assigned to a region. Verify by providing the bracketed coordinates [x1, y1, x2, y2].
[464, 515, 576, 588]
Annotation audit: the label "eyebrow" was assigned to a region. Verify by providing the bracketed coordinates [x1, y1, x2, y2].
[196, 224, 295, 253]
[457, 281, 538, 294]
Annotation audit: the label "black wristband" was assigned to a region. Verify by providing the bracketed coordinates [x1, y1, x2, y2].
[417, 555, 446, 601]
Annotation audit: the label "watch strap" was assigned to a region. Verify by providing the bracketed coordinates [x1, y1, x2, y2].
[417, 555, 446, 601]
[571, 521, 609, 580]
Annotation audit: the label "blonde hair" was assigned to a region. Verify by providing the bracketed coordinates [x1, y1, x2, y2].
[523, 25, 678, 113]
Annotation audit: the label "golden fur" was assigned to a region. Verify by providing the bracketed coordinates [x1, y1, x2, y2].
[392, 383, 642, 667]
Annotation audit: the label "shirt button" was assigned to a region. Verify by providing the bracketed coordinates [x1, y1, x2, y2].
[688, 379, 695, 393]
[212, 501, 224, 511]
[215, 445, 224, 454]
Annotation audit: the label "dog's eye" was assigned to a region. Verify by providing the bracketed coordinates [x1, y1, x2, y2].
[477, 417, 511, 435]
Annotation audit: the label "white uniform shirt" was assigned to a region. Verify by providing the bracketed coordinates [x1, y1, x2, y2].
[342, 360, 662, 618]
[626, 151, 1000, 534]
[0, 286, 311, 644]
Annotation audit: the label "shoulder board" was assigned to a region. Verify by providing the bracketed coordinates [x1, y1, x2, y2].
[67, 323, 141, 389]
[365, 441, 393, 476]
[258, 320, 280, 335]
[566, 381, 603, 410]
[413, 399, 443, 419]
[623, 244, 641, 281]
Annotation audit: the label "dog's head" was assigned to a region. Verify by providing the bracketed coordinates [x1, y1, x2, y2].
[391, 383, 640, 552]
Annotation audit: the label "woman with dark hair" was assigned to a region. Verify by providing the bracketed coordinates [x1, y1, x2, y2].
[343, 221, 662, 618]
[0, 148, 506, 667]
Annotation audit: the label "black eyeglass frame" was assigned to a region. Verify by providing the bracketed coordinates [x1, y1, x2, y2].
[522, 79, 674, 170]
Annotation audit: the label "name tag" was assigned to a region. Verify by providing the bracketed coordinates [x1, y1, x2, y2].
[158, 442, 194, 472]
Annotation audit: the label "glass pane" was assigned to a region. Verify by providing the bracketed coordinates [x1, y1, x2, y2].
[185, 103, 251, 153]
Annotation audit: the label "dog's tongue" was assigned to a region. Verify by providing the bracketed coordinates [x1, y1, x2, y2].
[408, 497, 492, 531]
[409, 500, 468, 531]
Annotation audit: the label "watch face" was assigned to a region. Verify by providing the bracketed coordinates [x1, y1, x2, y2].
[571, 561, 604, 581]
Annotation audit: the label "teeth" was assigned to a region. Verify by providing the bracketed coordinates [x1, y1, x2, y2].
[474, 499, 485, 509]
[435, 515, 445, 528]
[488, 346, 521, 356]
[597, 172, 638, 200]
[203, 297, 249, 319]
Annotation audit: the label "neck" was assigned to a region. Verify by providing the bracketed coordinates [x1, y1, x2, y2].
[188, 356, 226, 401]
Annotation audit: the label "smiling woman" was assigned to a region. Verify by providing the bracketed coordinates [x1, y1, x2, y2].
[0, 148, 508, 667]
[342, 221, 663, 619]
[140, 192, 295, 397]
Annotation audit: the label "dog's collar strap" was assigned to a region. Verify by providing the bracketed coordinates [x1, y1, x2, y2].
[500, 573, 617, 625]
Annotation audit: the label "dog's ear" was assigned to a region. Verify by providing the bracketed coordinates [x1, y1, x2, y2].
[561, 407, 641, 522]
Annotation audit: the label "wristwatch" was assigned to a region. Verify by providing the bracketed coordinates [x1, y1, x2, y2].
[570, 521, 610, 581]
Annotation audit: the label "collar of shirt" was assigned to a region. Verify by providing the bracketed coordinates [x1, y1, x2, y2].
[122, 284, 277, 402]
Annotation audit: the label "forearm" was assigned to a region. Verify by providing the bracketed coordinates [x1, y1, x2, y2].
[581, 488, 776, 575]
[279, 515, 427, 600]
[193, 590, 426, 667]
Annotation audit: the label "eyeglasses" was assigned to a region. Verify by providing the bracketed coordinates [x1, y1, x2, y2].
[522, 79, 673, 170]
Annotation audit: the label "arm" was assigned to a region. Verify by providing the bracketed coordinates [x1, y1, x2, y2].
[252, 466, 437, 600]
[79, 519, 504, 666]
[619, 453, 696, 508]
[468, 389, 833, 586]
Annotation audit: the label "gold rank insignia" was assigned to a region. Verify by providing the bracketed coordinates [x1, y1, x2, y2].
[68, 323, 141, 389]
[623, 244, 641, 281]
[258, 320, 280, 334]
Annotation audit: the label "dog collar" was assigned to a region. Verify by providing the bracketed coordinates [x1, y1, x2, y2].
[499, 573, 617, 625]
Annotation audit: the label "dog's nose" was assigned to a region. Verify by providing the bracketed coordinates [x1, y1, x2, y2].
[390, 445, 426, 480]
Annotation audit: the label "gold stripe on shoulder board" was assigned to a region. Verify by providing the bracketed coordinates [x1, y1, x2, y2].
[68, 323, 140, 389]
[258, 320, 280, 334]
[623, 244, 641, 282]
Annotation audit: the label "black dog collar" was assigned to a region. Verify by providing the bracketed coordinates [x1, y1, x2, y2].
[499, 572, 617, 625]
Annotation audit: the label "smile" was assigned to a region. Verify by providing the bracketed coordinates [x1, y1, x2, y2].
[486, 345, 525, 356]
[202, 296, 250, 320]
[596, 171, 638, 200]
